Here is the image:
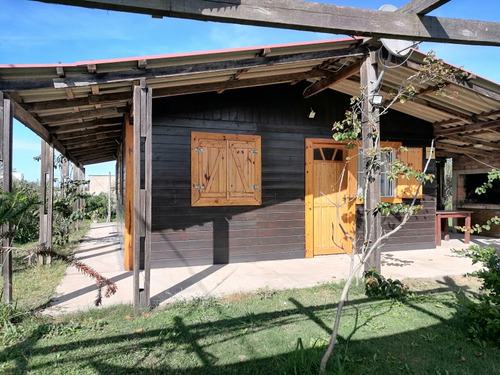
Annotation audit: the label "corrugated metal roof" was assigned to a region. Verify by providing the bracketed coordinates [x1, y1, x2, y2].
[1, 37, 499, 166]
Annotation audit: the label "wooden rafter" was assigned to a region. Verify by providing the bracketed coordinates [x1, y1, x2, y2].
[436, 142, 493, 157]
[65, 139, 117, 151]
[32, 0, 500, 46]
[22, 91, 131, 112]
[38, 106, 126, 124]
[9, 99, 80, 166]
[303, 59, 363, 98]
[152, 67, 337, 98]
[445, 134, 500, 150]
[434, 119, 500, 136]
[56, 126, 122, 140]
[49, 117, 123, 133]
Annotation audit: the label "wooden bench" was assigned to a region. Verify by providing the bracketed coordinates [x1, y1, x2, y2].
[435, 210, 473, 246]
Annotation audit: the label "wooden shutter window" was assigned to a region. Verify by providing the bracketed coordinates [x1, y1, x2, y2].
[191, 132, 262, 206]
[348, 142, 423, 201]
[396, 147, 423, 199]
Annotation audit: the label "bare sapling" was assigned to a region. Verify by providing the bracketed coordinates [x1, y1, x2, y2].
[319, 141, 435, 373]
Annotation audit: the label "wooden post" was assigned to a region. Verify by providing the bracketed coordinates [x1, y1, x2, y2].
[1, 92, 13, 304]
[124, 113, 134, 270]
[39, 140, 54, 263]
[361, 51, 382, 273]
[133, 79, 152, 309]
[107, 172, 111, 222]
[72, 165, 84, 231]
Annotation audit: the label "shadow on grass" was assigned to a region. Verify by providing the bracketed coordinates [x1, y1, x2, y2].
[2, 281, 499, 375]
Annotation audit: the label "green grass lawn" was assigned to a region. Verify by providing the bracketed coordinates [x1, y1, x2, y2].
[1, 273, 499, 375]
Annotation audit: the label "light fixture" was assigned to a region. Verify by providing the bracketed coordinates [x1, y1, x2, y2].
[308, 108, 316, 119]
[370, 94, 384, 106]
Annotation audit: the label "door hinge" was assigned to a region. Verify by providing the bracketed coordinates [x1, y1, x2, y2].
[195, 185, 205, 190]
[195, 147, 204, 153]
[250, 149, 259, 155]
[250, 185, 259, 190]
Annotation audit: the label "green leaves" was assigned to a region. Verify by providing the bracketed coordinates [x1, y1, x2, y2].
[0, 192, 40, 229]
[475, 169, 500, 195]
[373, 202, 423, 216]
[459, 245, 500, 346]
[364, 269, 409, 300]
[332, 96, 363, 144]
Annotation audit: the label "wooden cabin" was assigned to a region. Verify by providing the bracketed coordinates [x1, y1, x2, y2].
[142, 83, 435, 267]
[2, 38, 500, 306]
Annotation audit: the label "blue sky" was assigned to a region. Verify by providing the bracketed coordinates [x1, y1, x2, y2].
[1, 0, 499, 182]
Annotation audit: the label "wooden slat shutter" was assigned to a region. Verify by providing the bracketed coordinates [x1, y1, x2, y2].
[396, 147, 423, 199]
[191, 132, 261, 206]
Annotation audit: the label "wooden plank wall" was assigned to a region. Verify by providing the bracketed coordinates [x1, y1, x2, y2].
[357, 110, 437, 251]
[151, 83, 436, 266]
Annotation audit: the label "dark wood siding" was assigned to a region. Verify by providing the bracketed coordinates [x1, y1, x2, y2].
[356, 110, 437, 252]
[151, 83, 436, 266]
[381, 111, 436, 251]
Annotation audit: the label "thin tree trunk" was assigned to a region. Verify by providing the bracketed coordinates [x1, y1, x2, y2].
[319, 142, 434, 373]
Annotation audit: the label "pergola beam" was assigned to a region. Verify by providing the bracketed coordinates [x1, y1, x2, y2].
[397, 0, 451, 15]
[32, 0, 500, 46]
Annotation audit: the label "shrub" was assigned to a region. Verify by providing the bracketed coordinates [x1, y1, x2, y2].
[10, 180, 40, 244]
[85, 193, 115, 221]
[459, 245, 500, 346]
[364, 269, 409, 300]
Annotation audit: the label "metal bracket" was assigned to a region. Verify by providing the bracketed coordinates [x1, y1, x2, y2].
[250, 149, 259, 155]
[195, 147, 204, 153]
[250, 185, 259, 190]
[195, 185, 205, 190]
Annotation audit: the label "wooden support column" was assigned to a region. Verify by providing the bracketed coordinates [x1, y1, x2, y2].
[124, 113, 134, 271]
[39, 140, 54, 261]
[361, 51, 382, 273]
[72, 164, 85, 230]
[133, 79, 152, 309]
[1, 92, 13, 304]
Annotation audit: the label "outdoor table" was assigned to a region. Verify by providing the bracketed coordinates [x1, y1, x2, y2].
[435, 210, 473, 246]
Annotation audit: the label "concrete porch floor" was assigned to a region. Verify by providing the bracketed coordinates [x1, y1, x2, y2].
[43, 222, 500, 315]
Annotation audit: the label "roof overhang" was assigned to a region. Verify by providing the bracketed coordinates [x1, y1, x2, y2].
[1, 37, 500, 166]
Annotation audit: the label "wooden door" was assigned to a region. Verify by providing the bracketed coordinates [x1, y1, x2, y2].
[305, 139, 355, 257]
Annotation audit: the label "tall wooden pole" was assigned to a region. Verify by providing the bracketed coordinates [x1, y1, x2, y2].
[361, 51, 382, 273]
[133, 79, 152, 309]
[1, 92, 13, 304]
[39, 140, 54, 263]
[107, 172, 111, 222]
[72, 164, 85, 231]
